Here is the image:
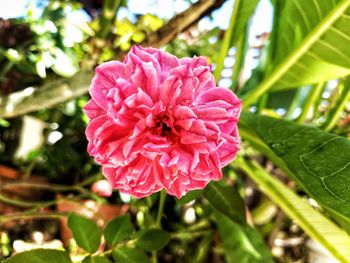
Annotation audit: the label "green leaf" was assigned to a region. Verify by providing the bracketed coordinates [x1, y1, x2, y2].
[0, 118, 10, 127]
[52, 48, 79, 77]
[35, 56, 46, 78]
[240, 112, 350, 229]
[176, 189, 203, 205]
[214, 0, 259, 80]
[204, 182, 246, 226]
[2, 249, 72, 263]
[215, 212, 273, 263]
[235, 155, 350, 263]
[103, 214, 133, 246]
[112, 247, 151, 263]
[243, 0, 350, 107]
[136, 229, 170, 252]
[82, 256, 112, 263]
[67, 213, 101, 253]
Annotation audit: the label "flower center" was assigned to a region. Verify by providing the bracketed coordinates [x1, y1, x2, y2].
[154, 115, 171, 136]
[152, 114, 178, 142]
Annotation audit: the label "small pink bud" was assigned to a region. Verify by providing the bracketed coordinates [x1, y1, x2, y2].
[91, 180, 113, 197]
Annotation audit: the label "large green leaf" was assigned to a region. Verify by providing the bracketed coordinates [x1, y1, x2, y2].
[215, 212, 273, 263]
[3, 249, 72, 263]
[235, 156, 350, 262]
[240, 112, 350, 228]
[243, 0, 350, 107]
[204, 182, 246, 226]
[67, 213, 101, 253]
[136, 229, 170, 252]
[103, 214, 133, 246]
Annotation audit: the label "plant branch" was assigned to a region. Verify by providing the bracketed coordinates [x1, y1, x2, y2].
[0, 193, 46, 208]
[0, 212, 68, 224]
[2, 182, 88, 194]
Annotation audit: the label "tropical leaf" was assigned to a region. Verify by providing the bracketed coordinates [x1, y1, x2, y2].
[243, 0, 350, 107]
[240, 112, 350, 230]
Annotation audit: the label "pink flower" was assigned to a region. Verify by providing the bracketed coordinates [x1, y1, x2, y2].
[91, 179, 113, 197]
[84, 46, 241, 199]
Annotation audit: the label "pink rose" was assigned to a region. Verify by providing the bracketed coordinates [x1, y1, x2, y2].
[84, 46, 241, 198]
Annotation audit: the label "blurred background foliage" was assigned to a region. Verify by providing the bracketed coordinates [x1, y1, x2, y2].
[0, 0, 350, 263]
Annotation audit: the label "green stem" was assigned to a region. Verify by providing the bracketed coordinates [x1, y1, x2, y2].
[296, 82, 325, 123]
[322, 80, 350, 131]
[231, 35, 245, 91]
[2, 182, 88, 194]
[214, 0, 241, 81]
[256, 94, 268, 114]
[170, 230, 212, 240]
[156, 190, 167, 228]
[153, 190, 167, 263]
[0, 61, 14, 79]
[0, 194, 43, 208]
[285, 88, 303, 120]
[0, 212, 68, 224]
[97, 0, 122, 39]
[0, 193, 90, 222]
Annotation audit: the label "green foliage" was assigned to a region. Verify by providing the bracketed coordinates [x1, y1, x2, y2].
[243, 0, 350, 106]
[112, 247, 151, 263]
[2, 0, 350, 262]
[235, 156, 350, 262]
[113, 14, 163, 51]
[215, 212, 274, 263]
[241, 112, 350, 229]
[204, 182, 246, 226]
[103, 214, 134, 246]
[176, 189, 203, 205]
[136, 229, 170, 252]
[67, 213, 102, 253]
[82, 256, 112, 263]
[165, 27, 221, 61]
[271, 0, 350, 88]
[214, 0, 259, 80]
[2, 249, 72, 263]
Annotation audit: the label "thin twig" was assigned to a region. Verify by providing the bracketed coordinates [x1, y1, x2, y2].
[0, 212, 68, 224]
[2, 182, 88, 194]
